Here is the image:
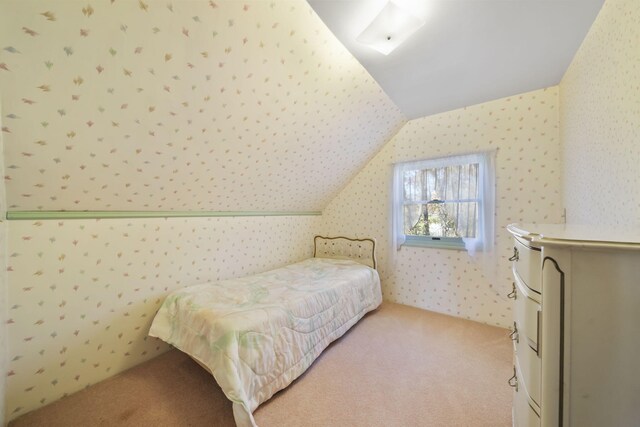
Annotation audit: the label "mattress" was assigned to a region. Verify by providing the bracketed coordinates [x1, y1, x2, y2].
[148, 257, 382, 426]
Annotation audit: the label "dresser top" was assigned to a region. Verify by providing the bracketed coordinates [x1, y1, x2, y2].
[507, 223, 640, 250]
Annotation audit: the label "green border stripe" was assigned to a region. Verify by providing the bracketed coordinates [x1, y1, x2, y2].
[6, 211, 321, 220]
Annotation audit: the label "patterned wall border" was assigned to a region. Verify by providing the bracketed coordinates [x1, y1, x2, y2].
[6, 211, 322, 220]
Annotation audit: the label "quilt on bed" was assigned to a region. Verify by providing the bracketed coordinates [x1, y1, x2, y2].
[148, 257, 382, 426]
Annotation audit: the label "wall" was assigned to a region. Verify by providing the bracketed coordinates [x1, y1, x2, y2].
[0, 0, 404, 212]
[0, 219, 6, 426]
[560, 0, 640, 227]
[5, 215, 320, 419]
[320, 88, 564, 328]
[0, 103, 8, 425]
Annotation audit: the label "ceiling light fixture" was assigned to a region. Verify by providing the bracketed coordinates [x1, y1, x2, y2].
[355, 1, 425, 55]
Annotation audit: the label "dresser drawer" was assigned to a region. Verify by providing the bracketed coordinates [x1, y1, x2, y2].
[513, 360, 541, 427]
[514, 276, 541, 350]
[511, 237, 541, 294]
[513, 276, 541, 406]
[514, 328, 541, 407]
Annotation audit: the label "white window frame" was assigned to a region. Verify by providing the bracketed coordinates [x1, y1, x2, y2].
[392, 151, 495, 253]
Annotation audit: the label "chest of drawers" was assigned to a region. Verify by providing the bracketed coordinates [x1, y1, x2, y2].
[507, 223, 640, 427]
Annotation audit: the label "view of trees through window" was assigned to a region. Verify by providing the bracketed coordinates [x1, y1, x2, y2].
[403, 163, 479, 239]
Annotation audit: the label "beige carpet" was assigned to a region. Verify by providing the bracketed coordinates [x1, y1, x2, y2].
[10, 303, 513, 427]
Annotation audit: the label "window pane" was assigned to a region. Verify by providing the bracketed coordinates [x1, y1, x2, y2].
[403, 204, 424, 235]
[445, 201, 478, 238]
[404, 202, 478, 238]
[403, 170, 425, 202]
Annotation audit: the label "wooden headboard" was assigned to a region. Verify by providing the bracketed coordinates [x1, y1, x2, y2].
[313, 236, 377, 270]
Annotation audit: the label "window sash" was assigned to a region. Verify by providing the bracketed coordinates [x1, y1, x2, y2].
[402, 164, 479, 202]
[403, 234, 466, 250]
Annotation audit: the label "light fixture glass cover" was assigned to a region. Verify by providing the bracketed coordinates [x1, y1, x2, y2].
[356, 1, 425, 55]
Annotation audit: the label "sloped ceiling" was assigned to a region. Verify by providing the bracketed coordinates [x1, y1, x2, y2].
[0, 0, 405, 211]
[308, 0, 605, 119]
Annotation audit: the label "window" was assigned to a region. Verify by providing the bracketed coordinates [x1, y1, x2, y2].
[402, 162, 479, 249]
[392, 152, 495, 252]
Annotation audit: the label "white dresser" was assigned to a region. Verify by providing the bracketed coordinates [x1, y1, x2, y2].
[506, 223, 640, 427]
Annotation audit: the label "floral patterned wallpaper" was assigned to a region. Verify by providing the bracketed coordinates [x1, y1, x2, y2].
[560, 0, 640, 227]
[0, 108, 7, 424]
[0, 0, 404, 212]
[320, 88, 564, 328]
[0, 217, 6, 425]
[5, 215, 320, 420]
[0, 220, 5, 425]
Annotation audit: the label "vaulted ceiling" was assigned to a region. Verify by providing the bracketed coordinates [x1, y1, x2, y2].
[0, 0, 404, 211]
[309, 0, 605, 119]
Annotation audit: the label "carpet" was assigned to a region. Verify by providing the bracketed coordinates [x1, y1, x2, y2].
[10, 302, 512, 426]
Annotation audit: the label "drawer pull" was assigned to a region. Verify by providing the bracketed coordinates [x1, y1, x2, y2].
[509, 246, 519, 262]
[536, 310, 541, 356]
[509, 321, 519, 343]
[508, 367, 518, 392]
[507, 282, 517, 300]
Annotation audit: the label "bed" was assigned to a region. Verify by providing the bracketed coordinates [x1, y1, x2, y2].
[148, 236, 381, 427]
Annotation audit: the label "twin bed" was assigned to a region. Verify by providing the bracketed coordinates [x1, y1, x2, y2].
[149, 236, 381, 427]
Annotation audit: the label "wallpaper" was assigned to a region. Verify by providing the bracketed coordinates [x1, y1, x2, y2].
[0, 0, 404, 212]
[0, 108, 7, 424]
[0, 217, 6, 425]
[560, 0, 640, 227]
[5, 215, 320, 420]
[320, 88, 564, 328]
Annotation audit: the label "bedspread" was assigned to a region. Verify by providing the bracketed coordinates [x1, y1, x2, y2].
[148, 257, 382, 426]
